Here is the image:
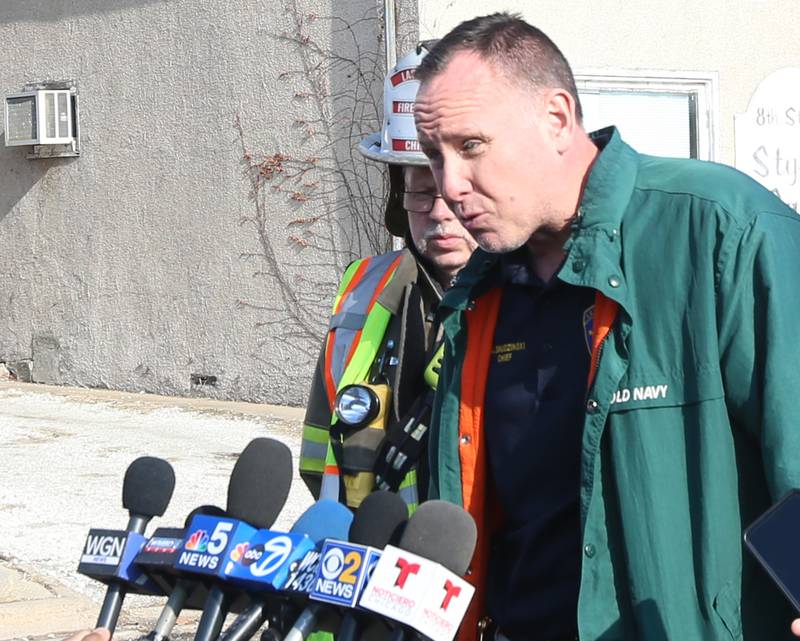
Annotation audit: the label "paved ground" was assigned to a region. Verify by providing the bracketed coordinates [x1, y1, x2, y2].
[0, 381, 314, 641]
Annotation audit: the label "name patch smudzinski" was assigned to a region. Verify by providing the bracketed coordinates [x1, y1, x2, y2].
[610, 384, 669, 405]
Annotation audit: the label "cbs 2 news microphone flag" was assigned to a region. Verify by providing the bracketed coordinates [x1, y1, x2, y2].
[310, 500, 478, 641]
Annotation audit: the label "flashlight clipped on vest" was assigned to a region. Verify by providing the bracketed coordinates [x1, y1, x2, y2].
[333, 340, 396, 508]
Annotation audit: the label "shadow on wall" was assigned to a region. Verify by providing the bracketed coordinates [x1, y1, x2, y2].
[0, 0, 167, 23]
[0, 134, 52, 223]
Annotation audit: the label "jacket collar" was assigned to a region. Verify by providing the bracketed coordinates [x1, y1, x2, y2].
[558, 126, 639, 313]
[574, 126, 638, 232]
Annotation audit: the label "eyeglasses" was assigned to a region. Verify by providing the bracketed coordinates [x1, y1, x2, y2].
[403, 191, 444, 214]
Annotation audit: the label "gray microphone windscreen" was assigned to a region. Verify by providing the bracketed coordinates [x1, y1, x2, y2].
[349, 490, 408, 547]
[122, 456, 176, 518]
[399, 500, 477, 575]
[226, 437, 293, 528]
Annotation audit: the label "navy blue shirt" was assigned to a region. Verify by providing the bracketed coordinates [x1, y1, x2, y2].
[483, 247, 594, 639]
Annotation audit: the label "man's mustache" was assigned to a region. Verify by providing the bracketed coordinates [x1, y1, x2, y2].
[423, 224, 471, 241]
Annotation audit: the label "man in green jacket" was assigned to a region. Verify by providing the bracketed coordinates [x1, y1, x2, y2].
[414, 12, 800, 641]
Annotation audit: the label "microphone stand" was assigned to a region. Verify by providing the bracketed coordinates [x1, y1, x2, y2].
[96, 512, 150, 633]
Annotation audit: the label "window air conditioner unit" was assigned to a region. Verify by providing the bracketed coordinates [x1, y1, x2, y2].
[5, 88, 74, 146]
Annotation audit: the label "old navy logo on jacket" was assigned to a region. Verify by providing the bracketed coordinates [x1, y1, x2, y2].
[610, 384, 670, 405]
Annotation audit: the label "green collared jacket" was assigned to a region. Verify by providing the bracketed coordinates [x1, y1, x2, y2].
[430, 127, 800, 641]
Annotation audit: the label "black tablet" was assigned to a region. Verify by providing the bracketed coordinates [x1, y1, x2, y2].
[744, 489, 800, 612]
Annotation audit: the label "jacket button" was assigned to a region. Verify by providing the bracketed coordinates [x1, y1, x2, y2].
[584, 544, 596, 558]
[572, 259, 585, 272]
[460, 435, 471, 445]
[608, 276, 621, 288]
[586, 399, 599, 414]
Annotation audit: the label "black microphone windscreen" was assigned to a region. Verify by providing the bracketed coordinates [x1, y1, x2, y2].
[184, 504, 226, 527]
[122, 456, 176, 517]
[349, 490, 408, 547]
[226, 438, 293, 529]
[399, 500, 477, 575]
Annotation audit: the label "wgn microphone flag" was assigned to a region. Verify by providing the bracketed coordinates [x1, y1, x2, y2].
[358, 500, 477, 641]
[77, 455, 176, 635]
[178, 438, 293, 641]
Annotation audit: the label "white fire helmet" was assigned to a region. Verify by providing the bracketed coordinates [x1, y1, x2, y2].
[357, 43, 431, 166]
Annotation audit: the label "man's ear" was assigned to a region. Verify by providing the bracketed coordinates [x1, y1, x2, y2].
[543, 88, 578, 153]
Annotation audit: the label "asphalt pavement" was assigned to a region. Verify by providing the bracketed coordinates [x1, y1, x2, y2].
[0, 381, 314, 640]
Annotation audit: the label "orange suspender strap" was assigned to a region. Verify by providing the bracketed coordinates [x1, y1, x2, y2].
[458, 287, 503, 641]
[322, 258, 373, 408]
[323, 337, 337, 410]
[588, 291, 618, 388]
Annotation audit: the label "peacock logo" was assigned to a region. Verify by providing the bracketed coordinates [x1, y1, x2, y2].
[185, 529, 209, 552]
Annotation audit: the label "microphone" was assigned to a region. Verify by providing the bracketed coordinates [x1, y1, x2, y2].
[335, 491, 409, 641]
[281, 491, 407, 641]
[399, 500, 476, 575]
[358, 500, 477, 641]
[218, 499, 354, 641]
[185, 438, 293, 641]
[135, 505, 226, 641]
[77, 456, 176, 636]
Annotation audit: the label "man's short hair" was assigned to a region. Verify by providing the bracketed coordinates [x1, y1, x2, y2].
[416, 12, 583, 121]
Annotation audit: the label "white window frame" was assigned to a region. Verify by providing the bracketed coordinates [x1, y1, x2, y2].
[575, 69, 720, 162]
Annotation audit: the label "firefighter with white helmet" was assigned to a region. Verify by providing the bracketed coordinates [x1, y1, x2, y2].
[299, 43, 477, 510]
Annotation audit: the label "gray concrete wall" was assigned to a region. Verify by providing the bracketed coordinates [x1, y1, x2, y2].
[418, 0, 800, 166]
[0, 0, 391, 405]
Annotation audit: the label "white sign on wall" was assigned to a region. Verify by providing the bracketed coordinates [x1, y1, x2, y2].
[735, 67, 800, 212]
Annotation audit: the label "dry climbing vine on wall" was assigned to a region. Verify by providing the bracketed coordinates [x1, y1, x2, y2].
[235, 1, 391, 377]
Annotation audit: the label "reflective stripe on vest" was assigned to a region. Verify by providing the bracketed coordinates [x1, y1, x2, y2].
[298, 423, 329, 474]
[398, 470, 419, 514]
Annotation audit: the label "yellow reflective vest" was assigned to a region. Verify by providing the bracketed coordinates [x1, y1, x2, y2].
[300, 248, 442, 512]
